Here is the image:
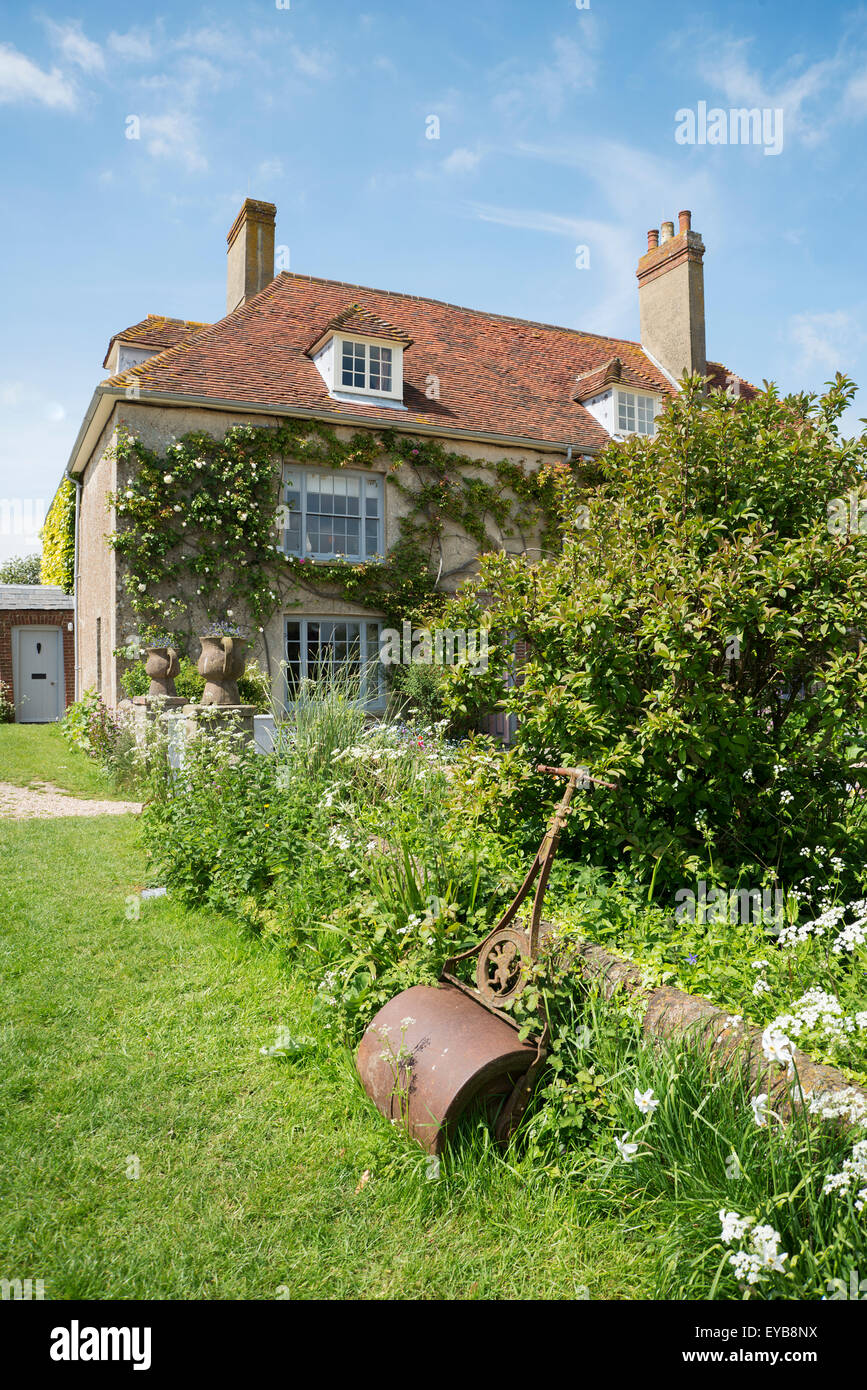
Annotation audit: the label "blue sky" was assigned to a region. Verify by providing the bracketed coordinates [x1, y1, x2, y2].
[2, 0, 867, 562]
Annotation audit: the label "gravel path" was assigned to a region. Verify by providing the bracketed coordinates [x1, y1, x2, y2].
[0, 781, 142, 819]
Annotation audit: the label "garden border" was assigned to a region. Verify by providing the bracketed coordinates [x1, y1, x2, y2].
[568, 938, 867, 1126]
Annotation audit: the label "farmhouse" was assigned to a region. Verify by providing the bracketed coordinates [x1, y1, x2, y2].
[62, 201, 753, 709]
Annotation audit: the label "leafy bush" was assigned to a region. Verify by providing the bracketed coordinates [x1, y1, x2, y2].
[388, 660, 447, 725]
[61, 689, 139, 786]
[39, 477, 75, 591]
[0, 553, 42, 585]
[443, 376, 867, 903]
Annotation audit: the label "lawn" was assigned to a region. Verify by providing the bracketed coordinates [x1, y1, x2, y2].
[0, 723, 131, 800]
[0, 803, 661, 1299]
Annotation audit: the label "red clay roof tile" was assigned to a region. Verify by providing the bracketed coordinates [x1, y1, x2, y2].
[102, 275, 749, 449]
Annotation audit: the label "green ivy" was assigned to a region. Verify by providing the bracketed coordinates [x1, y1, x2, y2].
[107, 419, 561, 640]
[40, 477, 76, 591]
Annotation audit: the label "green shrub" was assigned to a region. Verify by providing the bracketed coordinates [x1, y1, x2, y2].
[388, 660, 447, 725]
[443, 375, 867, 903]
[61, 689, 139, 786]
[39, 478, 75, 591]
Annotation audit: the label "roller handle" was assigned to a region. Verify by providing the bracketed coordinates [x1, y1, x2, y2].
[536, 763, 617, 789]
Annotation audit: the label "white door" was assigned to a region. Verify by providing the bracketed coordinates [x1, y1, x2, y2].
[14, 628, 63, 722]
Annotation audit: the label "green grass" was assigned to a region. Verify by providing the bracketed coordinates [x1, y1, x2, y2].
[0, 723, 131, 800]
[0, 809, 663, 1300]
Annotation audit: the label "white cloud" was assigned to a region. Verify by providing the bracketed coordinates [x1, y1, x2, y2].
[0, 382, 27, 407]
[442, 147, 481, 175]
[107, 29, 155, 63]
[257, 157, 284, 180]
[291, 45, 334, 81]
[679, 26, 867, 147]
[44, 20, 104, 74]
[142, 112, 207, 172]
[0, 43, 77, 109]
[788, 311, 866, 373]
[492, 29, 599, 121]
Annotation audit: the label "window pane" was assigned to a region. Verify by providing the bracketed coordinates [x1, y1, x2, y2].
[365, 517, 379, 555]
[286, 621, 302, 692]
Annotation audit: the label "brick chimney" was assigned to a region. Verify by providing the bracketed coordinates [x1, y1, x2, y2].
[637, 210, 706, 383]
[226, 199, 276, 314]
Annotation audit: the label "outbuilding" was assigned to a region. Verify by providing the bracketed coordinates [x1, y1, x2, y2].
[0, 585, 75, 722]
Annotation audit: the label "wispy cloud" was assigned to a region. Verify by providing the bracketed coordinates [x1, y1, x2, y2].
[677, 24, 867, 147]
[788, 311, 866, 374]
[43, 20, 104, 74]
[107, 29, 155, 63]
[257, 157, 284, 180]
[442, 147, 481, 175]
[466, 201, 637, 332]
[492, 29, 600, 121]
[290, 45, 335, 81]
[141, 111, 207, 172]
[515, 137, 714, 224]
[0, 43, 77, 109]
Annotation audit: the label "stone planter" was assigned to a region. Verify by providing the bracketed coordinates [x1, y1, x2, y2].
[144, 644, 180, 697]
[197, 635, 248, 706]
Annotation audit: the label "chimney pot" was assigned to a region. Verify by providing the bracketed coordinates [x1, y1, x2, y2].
[647, 229, 660, 251]
[678, 209, 691, 233]
[660, 220, 675, 243]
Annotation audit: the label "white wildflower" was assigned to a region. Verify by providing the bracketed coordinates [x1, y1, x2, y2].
[634, 1087, 659, 1116]
[615, 1133, 639, 1162]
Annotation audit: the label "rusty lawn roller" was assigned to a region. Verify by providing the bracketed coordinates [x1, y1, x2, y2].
[356, 764, 616, 1154]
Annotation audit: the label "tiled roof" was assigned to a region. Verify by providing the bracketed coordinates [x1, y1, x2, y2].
[103, 274, 683, 451]
[306, 302, 414, 353]
[706, 361, 759, 400]
[0, 584, 73, 611]
[573, 355, 666, 402]
[102, 314, 210, 369]
[102, 275, 753, 450]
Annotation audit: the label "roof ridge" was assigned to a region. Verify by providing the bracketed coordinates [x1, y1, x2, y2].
[274, 271, 648, 351]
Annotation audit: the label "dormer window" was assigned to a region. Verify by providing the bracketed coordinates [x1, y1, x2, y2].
[306, 303, 412, 410]
[573, 357, 663, 440]
[616, 389, 657, 436]
[341, 339, 393, 393]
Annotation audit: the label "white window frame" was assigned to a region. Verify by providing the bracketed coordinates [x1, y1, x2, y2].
[284, 616, 386, 710]
[335, 336, 403, 401]
[616, 389, 658, 437]
[339, 338, 394, 394]
[281, 466, 384, 562]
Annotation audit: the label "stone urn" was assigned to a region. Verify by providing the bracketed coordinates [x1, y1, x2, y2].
[197, 635, 248, 706]
[144, 644, 180, 697]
